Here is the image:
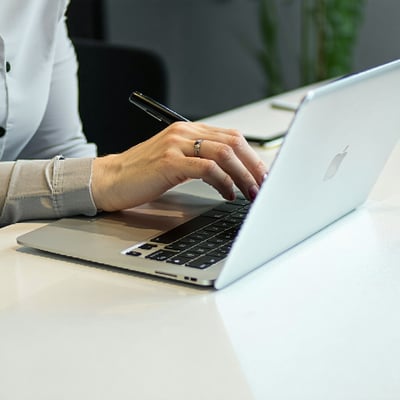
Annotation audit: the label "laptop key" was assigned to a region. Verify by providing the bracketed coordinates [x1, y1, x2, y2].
[167, 256, 192, 265]
[139, 243, 158, 250]
[189, 246, 209, 255]
[230, 198, 249, 206]
[178, 250, 200, 259]
[146, 250, 177, 261]
[186, 255, 224, 269]
[186, 231, 209, 242]
[199, 240, 220, 250]
[126, 250, 142, 257]
[202, 210, 229, 219]
[203, 224, 226, 234]
[165, 240, 195, 251]
[214, 203, 244, 213]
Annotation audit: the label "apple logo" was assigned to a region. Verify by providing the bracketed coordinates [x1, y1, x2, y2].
[323, 145, 349, 181]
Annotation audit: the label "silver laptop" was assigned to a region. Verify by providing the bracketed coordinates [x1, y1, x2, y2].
[17, 59, 400, 289]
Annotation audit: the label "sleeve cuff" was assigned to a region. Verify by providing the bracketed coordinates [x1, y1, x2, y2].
[55, 156, 98, 217]
[0, 156, 98, 225]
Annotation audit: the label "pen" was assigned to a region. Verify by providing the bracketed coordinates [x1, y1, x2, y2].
[129, 91, 190, 125]
[244, 132, 285, 147]
[270, 99, 298, 112]
[129, 91, 285, 146]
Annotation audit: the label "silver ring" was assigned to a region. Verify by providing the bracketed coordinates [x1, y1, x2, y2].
[193, 139, 203, 157]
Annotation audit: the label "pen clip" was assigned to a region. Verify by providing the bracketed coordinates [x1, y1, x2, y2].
[143, 108, 164, 122]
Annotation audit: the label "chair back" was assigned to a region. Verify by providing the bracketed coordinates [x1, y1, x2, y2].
[73, 39, 168, 155]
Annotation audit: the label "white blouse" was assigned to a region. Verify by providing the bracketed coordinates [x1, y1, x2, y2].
[0, 0, 98, 226]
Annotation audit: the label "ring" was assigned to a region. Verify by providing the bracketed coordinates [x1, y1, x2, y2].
[193, 139, 203, 157]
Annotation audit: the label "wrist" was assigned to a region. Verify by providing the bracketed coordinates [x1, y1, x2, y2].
[91, 155, 118, 211]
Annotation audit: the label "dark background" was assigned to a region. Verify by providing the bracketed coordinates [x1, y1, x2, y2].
[67, 0, 400, 120]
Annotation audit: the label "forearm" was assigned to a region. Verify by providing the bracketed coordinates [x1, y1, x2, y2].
[0, 156, 97, 227]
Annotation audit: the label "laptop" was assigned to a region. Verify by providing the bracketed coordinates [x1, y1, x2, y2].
[17, 59, 400, 289]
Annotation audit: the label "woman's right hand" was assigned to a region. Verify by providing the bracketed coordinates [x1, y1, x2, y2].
[91, 121, 267, 212]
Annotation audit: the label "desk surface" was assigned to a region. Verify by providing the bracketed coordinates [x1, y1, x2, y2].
[1, 94, 400, 399]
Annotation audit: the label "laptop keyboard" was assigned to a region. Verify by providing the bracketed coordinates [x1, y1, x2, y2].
[125, 196, 251, 269]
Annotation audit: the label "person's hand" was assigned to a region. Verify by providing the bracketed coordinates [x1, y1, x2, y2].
[91, 122, 267, 212]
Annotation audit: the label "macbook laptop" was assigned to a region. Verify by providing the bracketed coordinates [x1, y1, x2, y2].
[17, 59, 400, 289]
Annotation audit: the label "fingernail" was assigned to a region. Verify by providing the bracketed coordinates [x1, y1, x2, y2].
[248, 185, 259, 201]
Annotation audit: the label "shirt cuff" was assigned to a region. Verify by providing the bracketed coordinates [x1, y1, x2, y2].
[0, 156, 98, 226]
[56, 156, 98, 217]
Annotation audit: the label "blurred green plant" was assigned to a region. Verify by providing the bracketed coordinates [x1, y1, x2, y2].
[259, 0, 366, 95]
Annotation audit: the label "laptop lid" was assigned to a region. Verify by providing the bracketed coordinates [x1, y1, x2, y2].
[215, 59, 400, 288]
[17, 60, 400, 289]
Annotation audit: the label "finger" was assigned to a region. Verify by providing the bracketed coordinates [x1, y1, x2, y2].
[175, 123, 268, 185]
[211, 128, 267, 186]
[172, 132, 263, 200]
[192, 139, 260, 201]
[181, 157, 236, 201]
[164, 122, 245, 147]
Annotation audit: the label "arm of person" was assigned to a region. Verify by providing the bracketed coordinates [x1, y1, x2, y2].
[0, 18, 98, 227]
[0, 15, 267, 226]
[17, 17, 97, 159]
[0, 156, 97, 226]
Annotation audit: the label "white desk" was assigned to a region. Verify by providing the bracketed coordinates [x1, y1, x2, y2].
[1, 93, 400, 400]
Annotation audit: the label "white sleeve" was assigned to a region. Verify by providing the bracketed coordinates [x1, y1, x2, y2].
[18, 17, 97, 159]
[0, 17, 99, 226]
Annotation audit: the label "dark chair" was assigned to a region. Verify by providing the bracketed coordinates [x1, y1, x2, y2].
[73, 38, 168, 155]
[67, 0, 105, 40]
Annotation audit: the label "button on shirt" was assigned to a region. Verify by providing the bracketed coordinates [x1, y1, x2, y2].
[0, 63, 9, 137]
[0, 0, 98, 226]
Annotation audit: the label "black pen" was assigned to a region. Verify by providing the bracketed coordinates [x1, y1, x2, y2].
[129, 91, 285, 146]
[244, 132, 285, 147]
[129, 91, 190, 125]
